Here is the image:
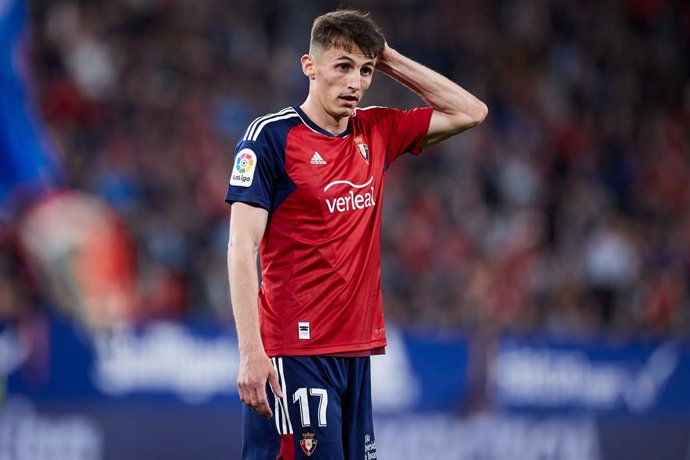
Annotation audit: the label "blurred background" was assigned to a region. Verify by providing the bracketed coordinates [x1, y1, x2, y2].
[1, 0, 689, 458]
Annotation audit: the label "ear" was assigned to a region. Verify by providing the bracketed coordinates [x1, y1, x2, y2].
[301, 54, 316, 80]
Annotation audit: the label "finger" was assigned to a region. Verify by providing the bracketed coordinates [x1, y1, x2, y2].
[268, 367, 283, 399]
[237, 381, 246, 403]
[239, 380, 252, 404]
[250, 385, 273, 419]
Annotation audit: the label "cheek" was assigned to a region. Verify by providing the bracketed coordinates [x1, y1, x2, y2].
[325, 77, 346, 96]
[318, 72, 340, 90]
[316, 79, 334, 99]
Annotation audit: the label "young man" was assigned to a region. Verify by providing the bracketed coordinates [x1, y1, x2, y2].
[226, 9, 487, 460]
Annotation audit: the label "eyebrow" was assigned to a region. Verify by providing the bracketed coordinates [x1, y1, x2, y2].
[335, 55, 375, 67]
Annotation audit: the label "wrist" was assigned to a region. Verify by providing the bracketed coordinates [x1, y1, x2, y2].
[376, 47, 402, 76]
[238, 336, 265, 355]
[382, 45, 397, 61]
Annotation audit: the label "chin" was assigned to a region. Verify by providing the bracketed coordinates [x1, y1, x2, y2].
[342, 105, 358, 116]
[330, 106, 353, 119]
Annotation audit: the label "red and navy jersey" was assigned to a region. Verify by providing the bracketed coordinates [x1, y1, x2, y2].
[225, 105, 433, 356]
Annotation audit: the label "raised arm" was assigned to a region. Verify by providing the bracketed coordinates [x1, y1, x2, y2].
[376, 43, 488, 147]
[228, 202, 282, 418]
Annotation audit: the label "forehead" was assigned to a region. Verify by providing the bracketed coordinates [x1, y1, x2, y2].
[317, 44, 376, 65]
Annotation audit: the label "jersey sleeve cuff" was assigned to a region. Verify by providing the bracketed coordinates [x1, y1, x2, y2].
[225, 195, 271, 211]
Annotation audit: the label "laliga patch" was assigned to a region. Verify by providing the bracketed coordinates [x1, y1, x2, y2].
[230, 148, 257, 187]
[300, 432, 318, 456]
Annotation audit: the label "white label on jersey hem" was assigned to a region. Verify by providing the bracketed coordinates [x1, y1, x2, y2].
[298, 322, 310, 340]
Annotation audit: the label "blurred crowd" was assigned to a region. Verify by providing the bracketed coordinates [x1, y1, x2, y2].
[14, 0, 690, 337]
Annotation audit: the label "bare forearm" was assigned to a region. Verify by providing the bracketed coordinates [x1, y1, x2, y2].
[227, 187, 277, 419]
[228, 241, 263, 354]
[377, 45, 487, 134]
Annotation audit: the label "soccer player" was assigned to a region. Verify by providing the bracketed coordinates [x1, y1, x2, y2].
[226, 9, 487, 459]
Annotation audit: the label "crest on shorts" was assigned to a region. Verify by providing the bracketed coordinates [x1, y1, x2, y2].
[355, 136, 369, 164]
[300, 432, 318, 457]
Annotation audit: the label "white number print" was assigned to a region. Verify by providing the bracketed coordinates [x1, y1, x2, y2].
[310, 388, 328, 427]
[292, 387, 329, 427]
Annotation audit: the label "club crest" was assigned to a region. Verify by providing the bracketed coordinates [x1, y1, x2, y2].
[355, 136, 369, 164]
[300, 432, 318, 456]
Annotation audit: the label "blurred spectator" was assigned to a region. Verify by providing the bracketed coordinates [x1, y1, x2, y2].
[12, 0, 690, 338]
[1, 0, 138, 330]
[583, 216, 640, 326]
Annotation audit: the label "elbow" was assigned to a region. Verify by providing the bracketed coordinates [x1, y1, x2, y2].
[470, 101, 489, 127]
[449, 101, 488, 133]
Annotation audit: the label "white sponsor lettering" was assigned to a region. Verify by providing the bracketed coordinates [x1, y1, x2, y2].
[0, 398, 104, 460]
[492, 343, 678, 412]
[93, 322, 239, 404]
[325, 187, 376, 214]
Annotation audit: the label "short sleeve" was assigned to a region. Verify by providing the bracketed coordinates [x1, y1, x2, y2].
[386, 107, 434, 166]
[224, 137, 282, 211]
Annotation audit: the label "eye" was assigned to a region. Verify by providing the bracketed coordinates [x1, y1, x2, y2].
[337, 63, 351, 71]
[361, 67, 373, 76]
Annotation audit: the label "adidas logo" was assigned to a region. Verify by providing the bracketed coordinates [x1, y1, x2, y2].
[310, 152, 327, 165]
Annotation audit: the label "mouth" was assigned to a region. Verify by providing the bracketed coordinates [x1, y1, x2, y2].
[338, 95, 358, 107]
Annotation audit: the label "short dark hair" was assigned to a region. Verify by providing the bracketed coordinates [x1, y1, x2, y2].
[310, 9, 385, 59]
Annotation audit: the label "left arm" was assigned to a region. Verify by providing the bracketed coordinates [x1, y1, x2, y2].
[376, 43, 488, 147]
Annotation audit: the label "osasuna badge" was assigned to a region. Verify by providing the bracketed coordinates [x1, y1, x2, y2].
[300, 432, 318, 457]
[355, 136, 369, 164]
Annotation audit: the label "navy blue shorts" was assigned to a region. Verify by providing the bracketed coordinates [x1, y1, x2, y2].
[242, 356, 377, 459]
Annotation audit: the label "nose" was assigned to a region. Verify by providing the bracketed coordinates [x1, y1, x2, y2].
[346, 71, 361, 91]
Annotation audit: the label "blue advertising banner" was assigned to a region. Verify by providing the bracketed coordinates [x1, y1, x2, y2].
[2, 318, 471, 411]
[3, 317, 690, 459]
[491, 335, 690, 414]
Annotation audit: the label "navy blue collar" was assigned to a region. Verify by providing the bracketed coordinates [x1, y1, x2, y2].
[293, 106, 350, 138]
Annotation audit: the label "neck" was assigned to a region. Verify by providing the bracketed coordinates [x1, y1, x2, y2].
[300, 96, 349, 135]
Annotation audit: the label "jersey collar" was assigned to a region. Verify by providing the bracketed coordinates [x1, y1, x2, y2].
[293, 106, 351, 138]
